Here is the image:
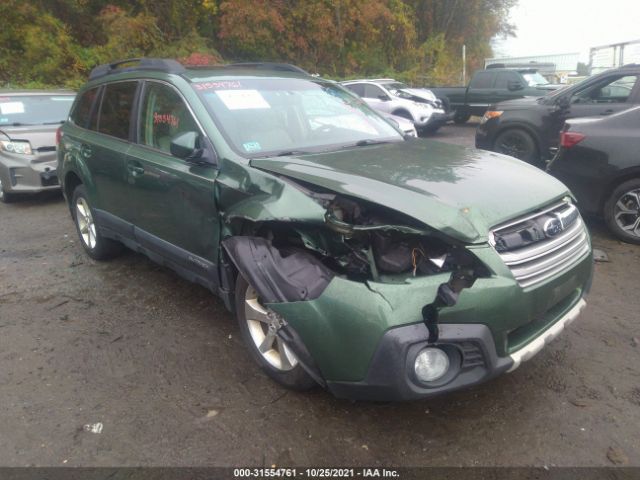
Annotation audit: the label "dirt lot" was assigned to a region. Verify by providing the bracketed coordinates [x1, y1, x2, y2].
[1, 121, 639, 467]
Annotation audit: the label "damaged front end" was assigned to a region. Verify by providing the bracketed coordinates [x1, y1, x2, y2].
[219, 175, 492, 394]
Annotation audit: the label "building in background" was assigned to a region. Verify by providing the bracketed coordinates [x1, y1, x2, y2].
[484, 53, 580, 83]
[590, 39, 640, 74]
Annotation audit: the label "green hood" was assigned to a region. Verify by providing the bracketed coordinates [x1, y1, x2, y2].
[251, 140, 569, 244]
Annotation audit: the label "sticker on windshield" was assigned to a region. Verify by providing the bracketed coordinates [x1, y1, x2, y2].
[0, 101, 24, 115]
[242, 141, 262, 152]
[0, 118, 9, 123]
[216, 90, 270, 110]
[194, 81, 242, 91]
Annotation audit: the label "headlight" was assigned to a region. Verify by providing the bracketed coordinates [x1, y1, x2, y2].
[0, 140, 32, 155]
[480, 110, 503, 124]
[414, 347, 450, 382]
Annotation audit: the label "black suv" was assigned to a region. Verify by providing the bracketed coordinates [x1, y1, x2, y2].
[475, 64, 640, 164]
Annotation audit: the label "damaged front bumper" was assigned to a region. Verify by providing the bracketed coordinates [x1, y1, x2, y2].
[0, 151, 60, 194]
[264, 246, 593, 401]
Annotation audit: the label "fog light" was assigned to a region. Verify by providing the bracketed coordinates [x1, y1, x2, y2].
[414, 348, 450, 382]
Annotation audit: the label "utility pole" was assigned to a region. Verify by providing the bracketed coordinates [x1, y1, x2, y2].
[462, 44, 466, 85]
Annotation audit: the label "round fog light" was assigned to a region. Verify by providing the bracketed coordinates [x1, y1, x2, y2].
[414, 348, 450, 383]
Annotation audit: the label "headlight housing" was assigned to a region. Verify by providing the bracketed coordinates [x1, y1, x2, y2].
[0, 140, 32, 155]
[480, 110, 503, 124]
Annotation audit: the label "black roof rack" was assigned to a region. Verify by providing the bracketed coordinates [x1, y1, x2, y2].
[227, 62, 309, 75]
[89, 58, 186, 81]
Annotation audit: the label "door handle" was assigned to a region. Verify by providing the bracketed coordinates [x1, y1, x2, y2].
[127, 163, 145, 177]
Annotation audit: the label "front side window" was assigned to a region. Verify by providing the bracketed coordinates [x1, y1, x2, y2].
[573, 75, 639, 104]
[470, 72, 494, 89]
[494, 72, 519, 89]
[194, 78, 402, 157]
[139, 83, 200, 154]
[363, 84, 386, 99]
[98, 82, 138, 140]
[0, 94, 75, 126]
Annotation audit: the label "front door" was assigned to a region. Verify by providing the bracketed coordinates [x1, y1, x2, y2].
[125, 81, 220, 282]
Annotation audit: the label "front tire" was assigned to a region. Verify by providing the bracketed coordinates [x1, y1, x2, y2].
[453, 111, 471, 124]
[71, 185, 123, 260]
[0, 178, 16, 203]
[494, 129, 539, 164]
[235, 275, 316, 391]
[604, 179, 640, 244]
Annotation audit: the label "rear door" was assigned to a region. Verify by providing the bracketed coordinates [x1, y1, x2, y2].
[81, 81, 138, 230]
[125, 80, 220, 278]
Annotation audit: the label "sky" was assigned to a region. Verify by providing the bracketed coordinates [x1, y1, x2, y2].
[492, 0, 640, 62]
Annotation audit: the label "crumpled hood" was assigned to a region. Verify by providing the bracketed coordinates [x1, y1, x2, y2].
[397, 88, 437, 102]
[251, 140, 569, 244]
[0, 124, 58, 150]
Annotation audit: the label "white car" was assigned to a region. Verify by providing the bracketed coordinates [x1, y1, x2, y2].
[342, 79, 452, 134]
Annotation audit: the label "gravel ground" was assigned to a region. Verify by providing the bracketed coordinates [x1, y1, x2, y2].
[0, 122, 639, 467]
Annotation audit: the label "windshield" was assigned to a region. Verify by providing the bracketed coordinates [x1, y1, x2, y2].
[0, 94, 75, 126]
[522, 72, 549, 87]
[194, 78, 403, 157]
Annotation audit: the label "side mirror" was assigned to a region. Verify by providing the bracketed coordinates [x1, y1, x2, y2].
[556, 95, 571, 109]
[170, 131, 202, 160]
[378, 94, 391, 101]
[508, 80, 524, 91]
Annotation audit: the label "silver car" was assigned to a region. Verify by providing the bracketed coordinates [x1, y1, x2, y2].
[0, 90, 75, 202]
[341, 79, 452, 134]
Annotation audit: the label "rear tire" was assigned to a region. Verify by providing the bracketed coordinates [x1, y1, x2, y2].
[235, 275, 316, 391]
[604, 178, 640, 244]
[71, 185, 123, 260]
[453, 111, 471, 124]
[494, 129, 539, 164]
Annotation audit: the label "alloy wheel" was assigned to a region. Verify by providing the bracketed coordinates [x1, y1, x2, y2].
[244, 285, 298, 371]
[76, 197, 97, 249]
[614, 188, 640, 238]
[498, 133, 528, 158]
[0, 178, 4, 200]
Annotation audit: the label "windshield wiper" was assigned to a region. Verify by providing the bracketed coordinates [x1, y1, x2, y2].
[43, 120, 65, 125]
[275, 150, 312, 157]
[353, 139, 391, 147]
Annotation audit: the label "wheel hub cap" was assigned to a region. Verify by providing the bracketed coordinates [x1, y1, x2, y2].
[76, 197, 97, 249]
[244, 286, 298, 371]
[614, 188, 640, 238]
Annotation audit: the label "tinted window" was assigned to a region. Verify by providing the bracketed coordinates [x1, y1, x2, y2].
[470, 72, 494, 89]
[345, 83, 365, 96]
[363, 84, 386, 99]
[139, 82, 200, 154]
[98, 82, 137, 139]
[494, 72, 518, 89]
[70, 88, 98, 127]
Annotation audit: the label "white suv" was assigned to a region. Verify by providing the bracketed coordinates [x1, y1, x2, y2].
[342, 79, 452, 134]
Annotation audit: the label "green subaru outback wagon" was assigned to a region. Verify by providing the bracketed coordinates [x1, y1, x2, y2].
[57, 59, 593, 401]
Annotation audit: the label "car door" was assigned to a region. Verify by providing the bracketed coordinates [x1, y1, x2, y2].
[81, 81, 138, 231]
[125, 80, 220, 281]
[466, 71, 496, 115]
[547, 73, 640, 148]
[493, 71, 524, 103]
[362, 83, 394, 114]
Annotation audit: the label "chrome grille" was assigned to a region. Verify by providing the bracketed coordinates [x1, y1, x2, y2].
[491, 200, 591, 289]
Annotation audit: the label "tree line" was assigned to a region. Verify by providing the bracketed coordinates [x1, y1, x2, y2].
[0, 0, 516, 89]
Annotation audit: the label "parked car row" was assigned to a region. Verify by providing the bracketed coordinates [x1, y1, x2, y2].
[13, 58, 639, 402]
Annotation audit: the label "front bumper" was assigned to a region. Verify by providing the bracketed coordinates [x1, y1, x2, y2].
[328, 297, 587, 401]
[415, 110, 454, 130]
[0, 152, 60, 194]
[474, 120, 495, 150]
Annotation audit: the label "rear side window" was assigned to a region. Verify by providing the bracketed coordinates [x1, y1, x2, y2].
[70, 88, 98, 128]
[345, 83, 365, 96]
[470, 72, 494, 89]
[98, 82, 138, 140]
[138, 82, 200, 154]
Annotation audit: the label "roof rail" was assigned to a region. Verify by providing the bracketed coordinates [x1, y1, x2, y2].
[227, 62, 309, 75]
[89, 58, 186, 81]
